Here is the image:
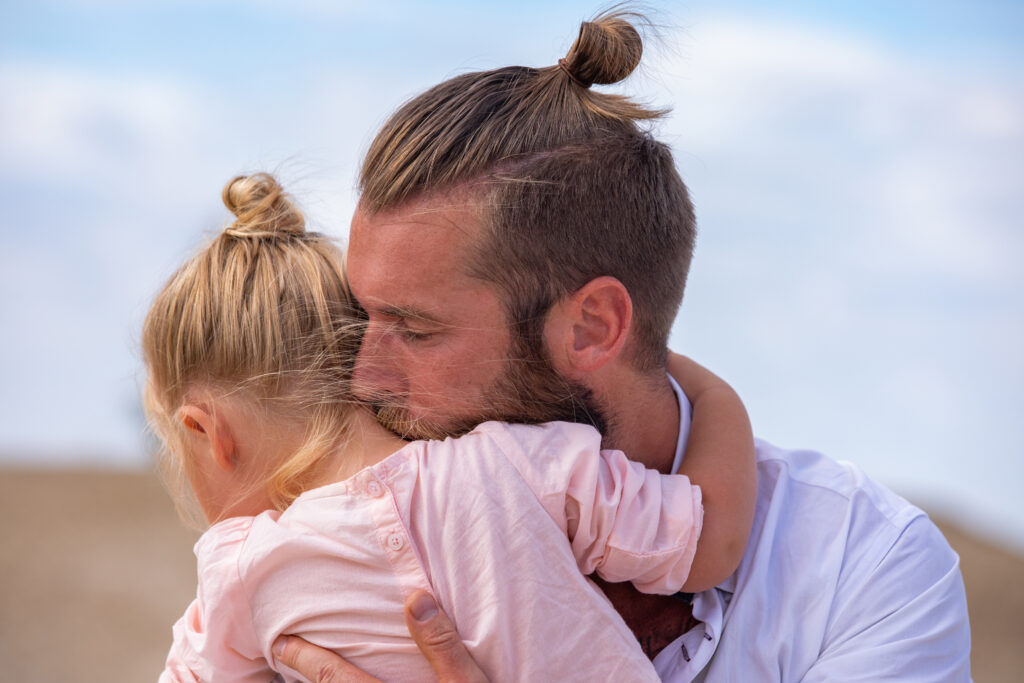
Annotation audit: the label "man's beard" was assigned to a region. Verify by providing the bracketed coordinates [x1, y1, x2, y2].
[371, 329, 610, 442]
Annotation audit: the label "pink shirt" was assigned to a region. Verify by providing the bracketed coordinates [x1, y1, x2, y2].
[161, 420, 702, 682]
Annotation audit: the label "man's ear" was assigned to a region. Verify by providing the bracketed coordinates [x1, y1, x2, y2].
[178, 404, 236, 472]
[545, 276, 632, 375]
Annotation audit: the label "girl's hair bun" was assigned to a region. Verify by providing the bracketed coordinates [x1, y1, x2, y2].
[561, 9, 644, 88]
[222, 173, 305, 239]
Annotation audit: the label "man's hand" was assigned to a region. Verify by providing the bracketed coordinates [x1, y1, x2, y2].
[272, 590, 488, 682]
[273, 635, 380, 683]
[401, 590, 488, 682]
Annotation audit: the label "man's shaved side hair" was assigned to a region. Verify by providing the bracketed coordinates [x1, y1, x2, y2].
[359, 8, 696, 371]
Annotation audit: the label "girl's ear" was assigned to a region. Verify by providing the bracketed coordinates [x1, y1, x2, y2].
[178, 404, 237, 472]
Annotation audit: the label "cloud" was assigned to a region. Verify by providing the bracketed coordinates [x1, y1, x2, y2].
[651, 14, 1023, 286]
[1, 6, 1021, 549]
[656, 13, 1024, 548]
[0, 58, 372, 462]
[0, 62, 206, 188]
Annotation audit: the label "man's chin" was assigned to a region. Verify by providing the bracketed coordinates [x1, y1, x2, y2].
[366, 347, 608, 443]
[372, 403, 476, 442]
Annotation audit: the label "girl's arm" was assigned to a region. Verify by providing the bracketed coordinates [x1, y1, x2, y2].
[668, 352, 757, 593]
[161, 518, 272, 683]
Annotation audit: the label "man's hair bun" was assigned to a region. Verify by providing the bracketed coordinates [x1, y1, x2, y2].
[560, 9, 644, 88]
[221, 173, 305, 239]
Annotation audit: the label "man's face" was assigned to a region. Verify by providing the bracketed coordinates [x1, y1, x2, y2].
[347, 195, 606, 440]
[347, 197, 514, 439]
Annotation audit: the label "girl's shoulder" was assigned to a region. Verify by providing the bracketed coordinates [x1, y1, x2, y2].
[190, 516, 266, 603]
[205, 515, 259, 536]
[194, 515, 270, 572]
[407, 420, 606, 496]
[462, 420, 604, 464]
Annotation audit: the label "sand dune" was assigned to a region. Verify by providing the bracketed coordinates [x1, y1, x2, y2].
[1, 468, 1019, 682]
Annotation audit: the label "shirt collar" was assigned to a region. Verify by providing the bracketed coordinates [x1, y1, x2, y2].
[667, 373, 693, 476]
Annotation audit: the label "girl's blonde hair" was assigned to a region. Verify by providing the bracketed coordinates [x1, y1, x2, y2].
[142, 173, 361, 524]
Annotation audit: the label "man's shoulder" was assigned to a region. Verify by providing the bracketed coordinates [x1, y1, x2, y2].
[741, 438, 957, 593]
[716, 440, 971, 680]
[752, 438, 926, 536]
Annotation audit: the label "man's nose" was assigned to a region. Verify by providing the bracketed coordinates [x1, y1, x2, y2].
[352, 322, 404, 401]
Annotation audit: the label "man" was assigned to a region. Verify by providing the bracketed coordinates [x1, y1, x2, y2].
[278, 10, 970, 680]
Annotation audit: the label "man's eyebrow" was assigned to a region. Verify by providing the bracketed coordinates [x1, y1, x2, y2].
[376, 304, 445, 325]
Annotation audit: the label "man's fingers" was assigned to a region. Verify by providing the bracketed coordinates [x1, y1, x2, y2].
[271, 595, 487, 683]
[404, 590, 489, 683]
[272, 635, 381, 683]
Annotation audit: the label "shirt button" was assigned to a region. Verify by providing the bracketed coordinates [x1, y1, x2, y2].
[387, 533, 404, 551]
[367, 481, 383, 497]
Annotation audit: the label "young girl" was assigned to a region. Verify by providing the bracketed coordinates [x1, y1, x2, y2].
[148, 174, 755, 682]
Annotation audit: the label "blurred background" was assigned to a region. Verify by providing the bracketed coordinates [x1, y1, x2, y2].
[1, 1, 1021, 680]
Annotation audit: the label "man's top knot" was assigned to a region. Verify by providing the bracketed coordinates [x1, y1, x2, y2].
[559, 12, 644, 88]
[358, 7, 666, 212]
[222, 173, 306, 240]
[558, 58, 590, 88]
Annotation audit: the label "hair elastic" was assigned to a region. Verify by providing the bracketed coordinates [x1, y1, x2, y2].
[557, 58, 590, 88]
[224, 227, 276, 240]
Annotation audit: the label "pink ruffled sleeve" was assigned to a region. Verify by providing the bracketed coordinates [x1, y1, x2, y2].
[160, 517, 271, 683]
[480, 421, 703, 595]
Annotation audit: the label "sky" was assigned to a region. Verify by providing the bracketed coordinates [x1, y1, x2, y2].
[1, 1, 1022, 551]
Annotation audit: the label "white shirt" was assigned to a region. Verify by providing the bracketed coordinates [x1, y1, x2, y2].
[654, 379, 972, 682]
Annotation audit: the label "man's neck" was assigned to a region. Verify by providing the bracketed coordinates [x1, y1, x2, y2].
[600, 370, 680, 474]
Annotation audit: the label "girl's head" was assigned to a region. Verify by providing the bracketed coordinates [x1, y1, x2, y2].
[142, 173, 361, 525]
